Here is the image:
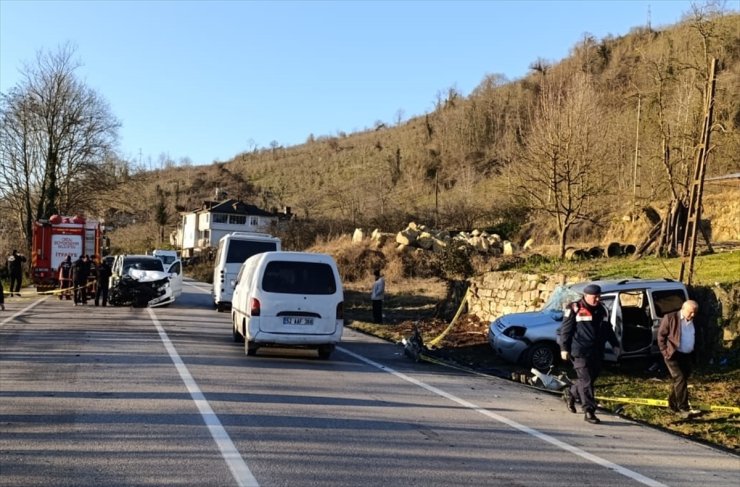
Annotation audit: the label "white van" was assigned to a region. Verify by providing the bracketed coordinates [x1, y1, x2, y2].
[212, 232, 281, 311]
[231, 251, 344, 359]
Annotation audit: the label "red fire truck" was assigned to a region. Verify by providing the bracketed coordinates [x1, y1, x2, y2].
[31, 215, 105, 292]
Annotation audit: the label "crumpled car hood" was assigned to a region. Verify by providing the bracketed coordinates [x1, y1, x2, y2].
[497, 309, 563, 329]
[127, 269, 170, 283]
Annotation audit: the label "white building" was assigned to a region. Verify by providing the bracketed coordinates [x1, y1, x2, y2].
[177, 199, 289, 257]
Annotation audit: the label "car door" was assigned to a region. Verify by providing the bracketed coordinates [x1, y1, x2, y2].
[601, 293, 620, 362]
[167, 260, 183, 297]
[110, 255, 123, 288]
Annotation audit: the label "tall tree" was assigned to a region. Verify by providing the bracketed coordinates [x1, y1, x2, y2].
[0, 45, 120, 249]
[516, 72, 609, 258]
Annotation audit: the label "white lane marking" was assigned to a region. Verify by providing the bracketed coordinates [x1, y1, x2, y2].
[338, 346, 668, 487]
[1, 297, 48, 326]
[148, 307, 259, 487]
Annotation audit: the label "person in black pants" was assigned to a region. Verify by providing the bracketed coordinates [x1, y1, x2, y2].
[72, 255, 90, 305]
[559, 283, 621, 424]
[7, 249, 26, 297]
[370, 269, 385, 324]
[94, 257, 112, 306]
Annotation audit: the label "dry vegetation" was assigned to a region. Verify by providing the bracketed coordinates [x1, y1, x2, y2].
[50, 9, 737, 259]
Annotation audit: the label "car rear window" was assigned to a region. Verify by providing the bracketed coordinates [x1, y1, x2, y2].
[226, 240, 278, 264]
[262, 261, 337, 295]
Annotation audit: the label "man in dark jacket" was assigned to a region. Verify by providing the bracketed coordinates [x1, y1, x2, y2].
[72, 255, 90, 305]
[7, 249, 26, 296]
[94, 257, 112, 306]
[58, 255, 73, 300]
[559, 283, 620, 424]
[658, 300, 700, 417]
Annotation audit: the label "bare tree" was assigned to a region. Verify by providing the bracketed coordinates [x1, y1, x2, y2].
[516, 72, 609, 258]
[0, 44, 120, 249]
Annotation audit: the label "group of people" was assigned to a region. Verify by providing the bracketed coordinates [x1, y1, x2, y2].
[559, 283, 701, 424]
[57, 254, 112, 306]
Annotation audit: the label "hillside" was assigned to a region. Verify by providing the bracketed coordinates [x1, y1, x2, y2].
[6, 10, 730, 257]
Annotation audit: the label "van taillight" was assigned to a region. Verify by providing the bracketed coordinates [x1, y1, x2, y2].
[250, 298, 261, 316]
[336, 301, 344, 319]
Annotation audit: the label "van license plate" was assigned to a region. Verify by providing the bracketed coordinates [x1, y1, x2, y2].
[283, 317, 314, 325]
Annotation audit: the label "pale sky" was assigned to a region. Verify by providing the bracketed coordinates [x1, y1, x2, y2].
[0, 0, 711, 167]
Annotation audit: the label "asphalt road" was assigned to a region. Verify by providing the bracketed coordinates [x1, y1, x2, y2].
[1, 279, 738, 486]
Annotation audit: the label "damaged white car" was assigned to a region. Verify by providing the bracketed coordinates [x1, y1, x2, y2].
[109, 255, 182, 307]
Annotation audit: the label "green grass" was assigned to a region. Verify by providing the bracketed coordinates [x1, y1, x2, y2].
[519, 251, 740, 286]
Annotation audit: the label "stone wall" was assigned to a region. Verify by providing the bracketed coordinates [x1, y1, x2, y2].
[467, 270, 587, 322]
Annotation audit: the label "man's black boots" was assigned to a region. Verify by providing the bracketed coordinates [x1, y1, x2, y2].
[584, 410, 601, 424]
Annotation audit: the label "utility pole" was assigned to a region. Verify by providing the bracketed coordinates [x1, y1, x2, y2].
[679, 58, 717, 285]
[632, 94, 641, 218]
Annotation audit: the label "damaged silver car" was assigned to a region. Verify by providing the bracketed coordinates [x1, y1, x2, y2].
[488, 279, 689, 370]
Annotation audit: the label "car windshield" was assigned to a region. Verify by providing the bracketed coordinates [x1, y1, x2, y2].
[156, 255, 177, 265]
[124, 258, 164, 272]
[541, 285, 581, 312]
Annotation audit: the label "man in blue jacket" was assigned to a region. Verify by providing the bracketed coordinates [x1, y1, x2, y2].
[559, 283, 620, 424]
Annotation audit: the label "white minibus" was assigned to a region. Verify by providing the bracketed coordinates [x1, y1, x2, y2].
[212, 232, 281, 311]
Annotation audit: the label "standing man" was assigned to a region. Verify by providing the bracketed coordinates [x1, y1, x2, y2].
[371, 269, 385, 324]
[86, 255, 97, 302]
[94, 256, 112, 306]
[559, 283, 620, 424]
[72, 255, 90, 305]
[58, 255, 73, 300]
[7, 249, 26, 296]
[658, 300, 700, 418]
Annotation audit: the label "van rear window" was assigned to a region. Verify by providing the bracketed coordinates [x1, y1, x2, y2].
[262, 261, 337, 295]
[226, 241, 278, 263]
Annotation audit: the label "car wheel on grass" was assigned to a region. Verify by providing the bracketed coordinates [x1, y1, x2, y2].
[528, 342, 557, 371]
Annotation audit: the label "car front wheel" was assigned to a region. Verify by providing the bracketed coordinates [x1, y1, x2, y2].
[527, 342, 557, 371]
